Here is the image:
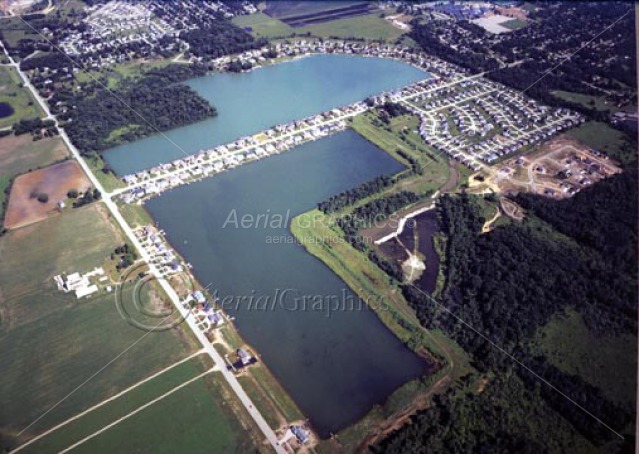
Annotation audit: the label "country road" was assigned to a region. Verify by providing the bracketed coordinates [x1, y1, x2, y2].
[0, 39, 286, 453]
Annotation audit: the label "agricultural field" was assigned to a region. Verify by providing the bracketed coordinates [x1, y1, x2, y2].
[294, 13, 405, 42]
[69, 373, 253, 454]
[0, 203, 263, 453]
[0, 66, 43, 128]
[0, 134, 69, 215]
[0, 204, 252, 452]
[4, 160, 91, 229]
[263, 1, 366, 20]
[231, 12, 294, 39]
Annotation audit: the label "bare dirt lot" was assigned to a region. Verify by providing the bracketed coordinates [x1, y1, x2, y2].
[480, 135, 622, 199]
[4, 160, 91, 229]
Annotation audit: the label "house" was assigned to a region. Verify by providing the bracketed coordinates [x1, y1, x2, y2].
[193, 290, 206, 304]
[291, 425, 310, 444]
[237, 348, 253, 367]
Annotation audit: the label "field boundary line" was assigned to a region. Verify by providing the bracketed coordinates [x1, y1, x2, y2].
[13, 350, 206, 452]
[58, 368, 217, 454]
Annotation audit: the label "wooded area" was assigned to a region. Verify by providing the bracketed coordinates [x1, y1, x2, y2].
[55, 64, 216, 156]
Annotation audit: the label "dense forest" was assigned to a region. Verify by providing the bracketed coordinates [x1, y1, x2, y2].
[375, 371, 636, 454]
[12, 118, 58, 137]
[390, 163, 637, 450]
[54, 64, 215, 156]
[180, 19, 266, 59]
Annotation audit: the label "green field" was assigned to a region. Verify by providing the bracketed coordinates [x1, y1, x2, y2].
[295, 13, 405, 42]
[500, 18, 527, 30]
[567, 121, 635, 165]
[71, 373, 252, 454]
[349, 113, 450, 194]
[553, 90, 617, 112]
[0, 205, 201, 450]
[0, 66, 44, 128]
[232, 12, 294, 39]
[85, 154, 124, 193]
[0, 17, 41, 52]
[118, 202, 154, 229]
[534, 309, 637, 410]
[19, 355, 214, 453]
[74, 58, 176, 89]
[235, 9, 404, 42]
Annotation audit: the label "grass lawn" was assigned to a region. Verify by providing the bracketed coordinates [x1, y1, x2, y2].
[567, 121, 635, 165]
[85, 154, 124, 193]
[0, 205, 198, 449]
[232, 12, 294, 39]
[533, 308, 637, 410]
[0, 66, 44, 128]
[296, 13, 405, 42]
[349, 113, 449, 194]
[118, 202, 154, 229]
[553, 90, 616, 112]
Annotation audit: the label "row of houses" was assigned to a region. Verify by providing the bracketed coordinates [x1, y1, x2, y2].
[208, 38, 463, 80]
[135, 226, 183, 276]
[118, 109, 358, 203]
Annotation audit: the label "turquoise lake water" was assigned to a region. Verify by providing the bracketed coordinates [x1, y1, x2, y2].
[103, 54, 428, 175]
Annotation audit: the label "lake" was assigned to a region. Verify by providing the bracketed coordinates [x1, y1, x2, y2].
[146, 130, 433, 437]
[103, 54, 429, 175]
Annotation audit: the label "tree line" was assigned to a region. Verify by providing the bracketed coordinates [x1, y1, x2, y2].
[336, 190, 421, 240]
[54, 64, 216, 156]
[317, 175, 396, 214]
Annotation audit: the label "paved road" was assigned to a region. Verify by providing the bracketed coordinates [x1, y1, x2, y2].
[1, 40, 286, 454]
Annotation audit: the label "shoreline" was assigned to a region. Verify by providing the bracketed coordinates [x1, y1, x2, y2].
[98, 40, 470, 447]
[374, 194, 438, 245]
[126, 202, 309, 443]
